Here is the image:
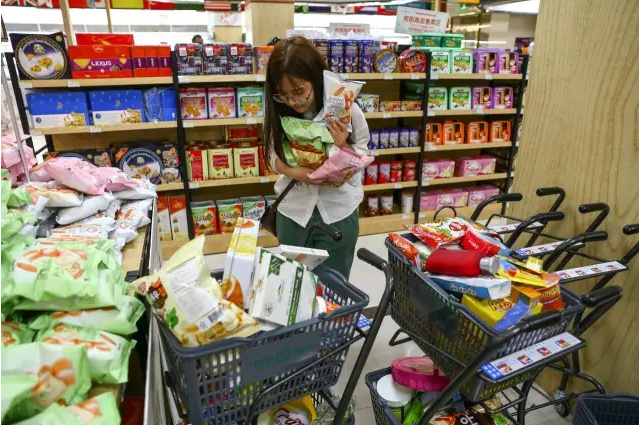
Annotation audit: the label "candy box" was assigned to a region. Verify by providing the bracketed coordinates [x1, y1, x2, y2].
[143, 87, 177, 122]
[254, 46, 274, 75]
[27, 91, 89, 129]
[373, 49, 398, 73]
[448, 87, 471, 110]
[467, 121, 489, 144]
[240, 196, 266, 222]
[216, 198, 243, 233]
[428, 87, 447, 110]
[179, 88, 207, 120]
[233, 143, 259, 178]
[425, 123, 442, 145]
[401, 100, 422, 111]
[472, 87, 493, 110]
[75, 33, 134, 45]
[175, 43, 203, 75]
[187, 148, 208, 181]
[10, 32, 70, 80]
[398, 49, 427, 73]
[474, 49, 501, 74]
[191, 201, 218, 236]
[491, 121, 511, 142]
[493, 87, 514, 109]
[356, 93, 379, 113]
[499, 51, 519, 74]
[227, 43, 253, 75]
[144, 46, 159, 77]
[443, 121, 464, 144]
[112, 142, 180, 184]
[67, 45, 132, 79]
[207, 145, 234, 179]
[455, 156, 497, 176]
[422, 159, 455, 181]
[379, 101, 402, 112]
[450, 50, 473, 73]
[208, 87, 236, 119]
[88, 90, 145, 125]
[202, 44, 228, 75]
[157, 194, 172, 241]
[169, 195, 189, 241]
[467, 185, 500, 207]
[131, 46, 148, 77]
[429, 48, 450, 74]
[157, 46, 172, 77]
[236, 87, 264, 117]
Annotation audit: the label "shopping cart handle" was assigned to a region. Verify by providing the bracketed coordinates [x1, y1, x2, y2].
[520, 310, 562, 332]
[306, 222, 342, 243]
[536, 187, 565, 197]
[623, 223, 639, 235]
[469, 193, 522, 221]
[543, 231, 608, 270]
[581, 230, 608, 243]
[581, 286, 623, 308]
[578, 202, 610, 215]
[357, 248, 386, 271]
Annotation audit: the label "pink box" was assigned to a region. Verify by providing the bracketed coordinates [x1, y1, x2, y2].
[455, 156, 497, 177]
[179, 88, 208, 120]
[492, 87, 513, 109]
[420, 188, 469, 211]
[467, 185, 500, 207]
[498, 51, 519, 74]
[422, 159, 455, 182]
[208, 87, 236, 119]
[472, 87, 493, 110]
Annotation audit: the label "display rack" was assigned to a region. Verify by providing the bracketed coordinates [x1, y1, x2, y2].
[4, 49, 528, 255]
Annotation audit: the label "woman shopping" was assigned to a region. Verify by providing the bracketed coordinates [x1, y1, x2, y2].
[263, 37, 370, 279]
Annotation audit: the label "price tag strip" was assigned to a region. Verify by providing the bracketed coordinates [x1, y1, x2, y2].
[512, 241, 585, 260]
[489, 221, 543, 234]
[481, 332, 584, 382]
[553, 261, 627, 283]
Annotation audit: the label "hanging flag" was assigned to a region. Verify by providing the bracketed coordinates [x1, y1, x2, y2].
[144, 0, 174, 9]
[112, 0, 143, 8]
[204, 0, 231, 11]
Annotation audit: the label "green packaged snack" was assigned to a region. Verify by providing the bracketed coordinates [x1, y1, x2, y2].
[7, 187, 32, 208]
[2, 320, 34, 347]
[1, 343, 91, 423]
[30, 295, 145, 336]
[1, 374, 39, 421]
[280, 116, 333, 169]
[1, 209, 36, 242]
[36, 323, 135, 384]
[2, 179, 12, 207]
[13, 393, 121, 425]
[1, 233, 35, 290]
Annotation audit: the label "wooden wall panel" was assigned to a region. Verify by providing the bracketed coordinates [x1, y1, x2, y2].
[510, 0, 639, 394]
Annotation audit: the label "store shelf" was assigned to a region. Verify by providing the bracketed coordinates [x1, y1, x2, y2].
[432, 73, 523, 81]
[161, 230, 278, 257]
[189, 174, 278, 189]
[364, 111, 423, 119]
[363, 181, 418, 192]
[156, 182, 184, 192]
[19, 77, 173, 89]
[370, 147, 421, 156]
[417, 203, 502, 223]
[178, 73, 426, 84]
[122, 226, 146, 274]
[422, 173, 508, 187]
[342, 73, 426, 80]
[183, 117, 263, 127]
[359, 212, 416, 236]
[427, 109, 517, 117]
[425, 142, 513, 152]
[33, 121, 177, 135]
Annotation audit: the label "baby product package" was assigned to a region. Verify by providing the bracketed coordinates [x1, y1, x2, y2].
[130, 236, 259, 347]
[314, 70, 364, 131]
[281, 117, 333, 169]
[307, 148, 374, 184]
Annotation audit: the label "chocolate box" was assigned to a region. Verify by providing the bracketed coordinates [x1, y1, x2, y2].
[202, 44, 228, 75]
[175, 43, 203, 75]
[158, 46, 172, 77]
[75, 33, 134, 46]
[88, 90, 146, 125]
[27, 91, 90, 129]
[68, 45, 133, 79]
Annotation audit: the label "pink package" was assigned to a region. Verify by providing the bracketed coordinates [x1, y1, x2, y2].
[467, 185, 500, 207]
[8, 156, 37, 179]
[498, 51, 519, 74]
[30, 162, 53, 182]
[1, 136, 35, 169]
[420, 188, 469, 211]
[179, 88, 208, 120]
[308, 148, 374, 183]
[422, 159, 455, 181]
[208, 87, 236, 119]
[455, 156, 497, 177]
[44, 157, 134, 195]
[492, 87, 513, 109]
[472, 87, 493, 110]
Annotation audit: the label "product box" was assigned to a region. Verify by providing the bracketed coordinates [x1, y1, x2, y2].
[202, 44, 228, 75]
[145, 46, 159, 77]
[450, 50, 473, 74]
[179, 88, 207, 120]
[467, 121, 489, 144]
[131, 46, 148, 78]
[462, 295, 514, 327]
[429, 48, 450, 74]
[355, 94, 379, 113]
[10, 32, 71, 80]
[498, 51, 519, 74]
[175, 43, 203, 75]
[472, 87, 493, 110]
[75, 33, 134, 46]
[158, 46, 172, 77]
[68, 45, 133, 79]
[412, 33, 441, 48]
[227, 43, 253, 75]
[216, 198, 243, 233]
[89, 90, 145, 125]
[448, 87, 471, 110]
[278, 245, 330, 271]
[443, 121, 464, 144]
[191, 201, 218, 236]
[425, 123, 442, 145]
[441, 33, 463, 49]
[428, 87, 448, 110]
[222, 218, 259, 309]
[379, 101, 402, 112]
[455, 156, 497, 177]
[187, 148, 209, 181]
[493, 87, 514, 109]
[233, 143, 259, 178]
[27, 91, 90, 129]
[157, 194, 172, 241]
[422, 159, 455, 181]
[208, 87, 236, 119]
[143, 87, 177, 122]
[474, 49, 501, 74]
[236, 87, 264, 117]
[240, 196, 266, 222]
[207, 145, 235, 179]
[168, 195, 189, 241]
[112, 142, 181, 184]
[429, 275, 510, 300]
[44, 148, 112, 167]
[401, 100, 422, 111]
[254, 46, 274, 75]
[420, 188, 469, 211]
[491, 121, 511, 142]
[467, 185, 500, 207]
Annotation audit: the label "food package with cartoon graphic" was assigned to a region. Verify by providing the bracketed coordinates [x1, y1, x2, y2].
[35, 323, 135, 384]
[88, 90, 145, 125]
[44, 149, 113, 168]
[208, 87, 236, 119]
[233, 143, 259, 178]
[179, 88, 208, 120]
[112, 142, 181, 185]
[314, 71, 364, 131]
[12, 392, 121, 425]
[1, 343, 91, 423]
[236, 87, 264, 118]
[30, 295, 145, 337]
[26, 91, 89, 129]
[130, 236, 259, 347]
[405, 217, 468, 249]
[221, 218, 259, 310]
[428, 86, 448, 111]
[216, 198, 243, 234]
[281, 116, 333, 169]
[9, 32, 70, 80]
[1, 319, 34, 347]
[190, 201, 218, 236]
[21, 182, 82, 209]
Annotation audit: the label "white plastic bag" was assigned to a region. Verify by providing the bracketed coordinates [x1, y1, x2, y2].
[23, 182, 84, 207]
[56, 193, 115, 225]
[112, 179, 157, 200]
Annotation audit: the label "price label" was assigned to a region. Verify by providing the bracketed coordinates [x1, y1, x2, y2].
[423, 181, 429, 187]
[183, 122, 194, 128]
[67, 80, 81, 87]
[89, 126, 102, 133]
[526, 257, 544, 273]
[419, 212, 426, 219]
[246, 118, 257, 124]
[476, 109, 485, 115]
[260, 177, 270, 183]
[428, 144, 436, 151]
[342, 74, 350, 79]
[427, 111, 435, 117]
[402, 213, 411, 220]
[31, 130, 42, 136]
[485, 74, 494, 80]
[178, 76, 190, 84]
[382, 112, 392, 119]
[189, 183, 200, 189]
[383, 74, 394, 80]
[20, 82, 33, 89]
[370, 150, 379, 156]
[431, 74, 439, 80]
[394, 183, 402, 189]
[256, 75, 266, 82]
[411, 73, 421, 80]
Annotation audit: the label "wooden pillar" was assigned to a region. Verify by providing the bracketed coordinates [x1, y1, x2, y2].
[510, 0, 639, 393]
[245, 0, 294, 46]
[105, 0, 113, 33]
[60, 0, 75, 45]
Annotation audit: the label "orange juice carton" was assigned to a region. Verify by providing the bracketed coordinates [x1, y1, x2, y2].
[443, 121, 464, 144]
[157, 194, 172, 241]
[491, 121, 511, 142]
[187, 148, 208, 181]
[191, 201, 218, 236]
[168, 195, 189, 241]
[425, 123, 443, 145]
[207, 145, 234, 179]
[233, 143, 259, 178]
[179, 88, 207, 120]
[468, 121, 489, 143]
[221, 218, 259, 309]
[448, 86, 471, 110]
[455, 156, 497, 177]
[236, 87, 264, 118]
[216, 198, 243, 233]
[472, 87, 492, 110]
[208, 87, 236, 119]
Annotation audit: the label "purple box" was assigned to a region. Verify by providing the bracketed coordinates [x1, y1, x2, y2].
[472, 87, 493, 110]
[492, 87, 514, 109]
[499, 51, 519, 74]
[474, 49, 502, 74]
[369, 130, 380, 149]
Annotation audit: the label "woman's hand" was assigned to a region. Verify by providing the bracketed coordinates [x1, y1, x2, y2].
[328, 118, 350, 150]
[286, 166, 330, 185]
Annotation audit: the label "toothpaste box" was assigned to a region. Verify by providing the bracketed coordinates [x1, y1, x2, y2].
[420, 188, 469, 211]
[157, 194, 172, 241]
[89, 90, 145, 125]
[27, 91, 90, 129]
[222, 218, 259, 310]
[467, 185, 500, 207]
[67, 45, 133, 79]
[455, 156, 497, 177]
[422, 159, 455, 181]
[278, 245, 330, 271]
[168, 195, 189, 241]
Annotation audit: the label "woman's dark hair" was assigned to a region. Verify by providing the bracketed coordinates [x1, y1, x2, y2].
[263, 37, 327, 170]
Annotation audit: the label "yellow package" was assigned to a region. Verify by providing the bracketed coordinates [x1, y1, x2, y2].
[256, 395, 317, 425]
[497, 256, 559, 288]
[463, 294, 542, 327]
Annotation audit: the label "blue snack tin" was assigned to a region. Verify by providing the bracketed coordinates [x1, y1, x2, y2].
[27, 91, 90, 128]
[89, 89, 146, 125]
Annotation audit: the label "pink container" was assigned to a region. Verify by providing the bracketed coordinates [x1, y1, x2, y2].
[392, 357, 449, 392]
[467, 185, 500, 207]
[420, 188, 469, 211]
[493, 87, 514, 109]
[498, 51, 519, 74]
[472, 87, 493, 110]
[455, 156, 497, 177]
[208, 87, 236, 119]
[422, 159, 455, 182]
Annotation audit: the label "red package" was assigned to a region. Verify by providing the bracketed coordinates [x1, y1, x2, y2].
[131, 46, 147, 77]
[390, 161, 403, 183]
[365, 163, 378, 185]
[75, 33, 134, 46]
[460, 228, 505, 256]
[406, 218, 467, 249]
[68, 45, 132, 79]
[158, 45, 172, 77]
[145, 46, 159, 77]
[378, 161, 391, 184]
[537, 284, 564, 311]
[389, 233, 419, 267]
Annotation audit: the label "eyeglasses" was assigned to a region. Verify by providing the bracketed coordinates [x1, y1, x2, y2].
[273, 86, 312, 105]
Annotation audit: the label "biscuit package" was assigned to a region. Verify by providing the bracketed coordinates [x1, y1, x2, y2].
[208, 87, 236, 119]
[314, 71, 364, 131]
[12, 392, 121, 425]
[281, 117, 333, 169]
[180, 88, 208, 119]
[130, 236, 259, 347]
[1, 320, 34, 347]
[236, 87, 264, 117]
[9, 32, 70, 80]
[112, 143, 181, 185]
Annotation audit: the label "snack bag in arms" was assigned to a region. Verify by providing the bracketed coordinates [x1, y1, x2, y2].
[314, 70, 364, 131]
[281, 117, 333, 170]
[130, 236, 260, 347]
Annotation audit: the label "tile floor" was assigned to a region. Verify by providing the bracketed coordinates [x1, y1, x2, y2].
[205, 233, 573, 425]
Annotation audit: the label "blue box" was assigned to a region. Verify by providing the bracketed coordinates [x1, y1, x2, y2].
[26, 91, 90, 129]
[143, 87, 177, 122]
[88, 89, 146, 125]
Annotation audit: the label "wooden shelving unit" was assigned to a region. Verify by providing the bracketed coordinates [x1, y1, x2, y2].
[432, 73, 523, 81]
[20, 77, 173, 88]
[183, 117, 264, 127]
[156, 182, 184, 192]
[427, 109, 517, 117]
[363, 181, 418, 192]
[370, 147, 421, 156]
[422, 173, 508, 187]
[364, 111, 423, 119]
[189, 175, 278, 189]
[425, 141, 512, 152]
[33, 121, 177, 135]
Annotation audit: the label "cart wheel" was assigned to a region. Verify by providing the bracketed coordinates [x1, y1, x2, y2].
[553, 388, 571, 418]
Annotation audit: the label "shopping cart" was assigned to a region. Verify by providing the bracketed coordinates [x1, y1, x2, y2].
[157, 222, 371, 425]
[573, 394, 639, 425]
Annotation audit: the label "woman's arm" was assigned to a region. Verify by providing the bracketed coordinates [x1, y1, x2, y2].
[274, 157, 318, 185]
[349, 102, 371, 154]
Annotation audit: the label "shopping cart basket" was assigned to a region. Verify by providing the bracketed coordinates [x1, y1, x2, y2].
[573, 394, 639, 425]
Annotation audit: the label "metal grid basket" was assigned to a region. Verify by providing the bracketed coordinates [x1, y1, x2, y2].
[158, 265, 369, 425]
[386, 238, 584, 402]
[366, 368, 403, 425]
[573, 394, 639, 425]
